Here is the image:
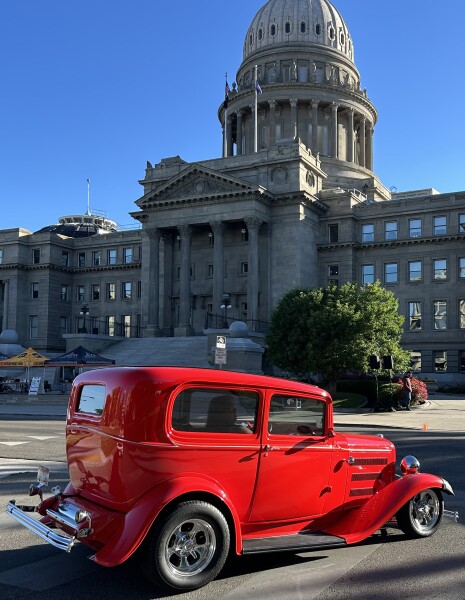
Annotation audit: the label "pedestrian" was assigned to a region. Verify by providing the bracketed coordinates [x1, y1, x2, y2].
[402, 370, 413, 411]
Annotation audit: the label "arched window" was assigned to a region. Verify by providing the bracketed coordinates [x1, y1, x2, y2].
[270, 23, 277, 36]
[300, 21, 307, 34]
[285, 21, 291, 34]
[329, 26, 335, 40]
[258, 27, 263, 41]
[315, 23, 321, 35]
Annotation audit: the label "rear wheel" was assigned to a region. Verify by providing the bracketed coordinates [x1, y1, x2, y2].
[396, 488, 443, 538]
[141, 500, 230, 593]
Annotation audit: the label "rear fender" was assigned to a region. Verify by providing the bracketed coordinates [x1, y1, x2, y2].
[91, 475, 241, 567]
[321, 473, 452, 544]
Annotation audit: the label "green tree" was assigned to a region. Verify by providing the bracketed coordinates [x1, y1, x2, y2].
[266, 282, 409, 394]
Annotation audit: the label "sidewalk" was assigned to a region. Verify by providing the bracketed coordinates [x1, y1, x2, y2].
[0, 391, 464, 431]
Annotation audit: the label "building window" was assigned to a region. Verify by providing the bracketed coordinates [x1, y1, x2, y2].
[409, 302, 422, 331]
[0, 248, 3, 264]
[434, 301, 447, 330]
[409, 218, 422, 238]
[29, 315, 39, 338]
[207, 264, 214, 278]
[300, 21, 306, 34]
[61, 252, 70, 267]
[433, 259, 447, 280]
[328, 26, 335, 40]
[362, 265, 375, 285]
[459, 300, 465, 329]
[384, 263, 398, 284]
[315, 23, 321, 35]
[240, 262, 248, 275]
[329, 265, 339, 277]
[459, 214, 465, 234]
[328, 224, 339, 243]
[270, 23, 277, 36]
[434, 351, 447, 372]
[78, 252, 86, 267]
[108, 249, 117, 265]
[122, 282, 132, 300]
[32, 249, 40, 264]
[410, 351, 421, 371]
[433, 216, 447, 236]
[60, 284, 69, 301]
[408, 261, 422, 282]
[241, 228, 249, 242]
[91, 284, 100, 301]
[362, 223, 374, 242]
[258, 27, 263, 41]
[31, 282, 39, 299]
[106, 315, 116, 337]
[285, 21, 291, 34]
[459, 258, 465, 279]
[77, 285, 85, 302]
[106, 282, 116, 301]
[60, 316, 68, 337]
[122, 315, 131, 338]
[92, 251, 102, 266]
[384, 221, 397, 240]
[123, 247, 133, 264]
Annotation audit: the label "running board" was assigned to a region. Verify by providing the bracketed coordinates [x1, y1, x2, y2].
[242, 531, 346, 554]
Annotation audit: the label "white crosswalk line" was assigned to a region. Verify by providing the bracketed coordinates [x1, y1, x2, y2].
[0, 441, 29, 446]
[26, 436, 58, 440]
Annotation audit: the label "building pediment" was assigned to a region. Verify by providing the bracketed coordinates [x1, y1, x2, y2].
[135, 164, 269, 210]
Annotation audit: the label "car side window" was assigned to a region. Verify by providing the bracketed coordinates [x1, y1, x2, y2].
[76, 384, 106, 416]
[268, 394, 325, 436]
[172, 387, 258, 434]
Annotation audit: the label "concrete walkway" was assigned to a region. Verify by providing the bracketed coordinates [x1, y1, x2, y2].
[1, 391, 464, 431]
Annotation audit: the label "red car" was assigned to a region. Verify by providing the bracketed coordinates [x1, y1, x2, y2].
[7, 367, 458, 593]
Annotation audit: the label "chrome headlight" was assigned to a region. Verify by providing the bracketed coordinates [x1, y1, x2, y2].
[401, 455, 420, 475]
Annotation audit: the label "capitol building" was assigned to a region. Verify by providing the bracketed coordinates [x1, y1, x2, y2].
[1, 0, 464, 378]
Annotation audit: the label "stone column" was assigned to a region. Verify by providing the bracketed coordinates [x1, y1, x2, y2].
[290, 98, 298, 139]
[175, 225, 194, 336]
[366, 122, 374, 170]
[2, 280, 8, 331]
[347, 108, 355, 163]
[359, 116, 366, 168]
[210, 221, 225, 321]
[269, 100, 276, 146]
[250, 103, 256, 153]
[312, 100, 319, 153]
[227, 115, 234, 157]
[236, 110, 243, 156]
[244, 217, 262, 330]
[331, 102, 339, 158]
[143, 229, 161, 337]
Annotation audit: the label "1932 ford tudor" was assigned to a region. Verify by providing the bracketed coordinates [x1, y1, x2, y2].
[7, 367, 458, 593]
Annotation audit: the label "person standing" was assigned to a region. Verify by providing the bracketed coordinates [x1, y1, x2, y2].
[402, 371, 413, 411]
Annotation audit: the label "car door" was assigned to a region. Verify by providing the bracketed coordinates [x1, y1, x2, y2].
[249, 392, 335, 522]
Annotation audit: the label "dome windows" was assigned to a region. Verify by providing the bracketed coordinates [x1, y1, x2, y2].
[249, 32, 254, 47]
[285, 21, 291, 34]
[300, 21, 307, 34]
[329, 26, 335, 40]
[270, 23, 277, 37]
[258, 27, 264, 41]
[340, 31, 345, 45]
[315, 23, 321, 36]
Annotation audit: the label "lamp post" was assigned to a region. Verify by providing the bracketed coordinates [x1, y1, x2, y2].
[80, 303, 89, 333]
[220, 293, 232, 328]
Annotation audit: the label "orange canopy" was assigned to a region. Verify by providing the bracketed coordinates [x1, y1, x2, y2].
[0, 347, 49, 367]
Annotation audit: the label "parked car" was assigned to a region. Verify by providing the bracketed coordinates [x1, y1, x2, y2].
[7, 367, 458, 593]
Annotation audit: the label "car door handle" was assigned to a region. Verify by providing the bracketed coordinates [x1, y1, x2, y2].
[264, 445, 280, 452]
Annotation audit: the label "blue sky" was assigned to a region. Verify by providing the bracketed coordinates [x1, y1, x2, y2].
[1, 0, 464, 232]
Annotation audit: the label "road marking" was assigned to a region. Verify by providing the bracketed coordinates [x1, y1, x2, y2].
[0, 441, 29, 446]
[26, 436, 58, 440]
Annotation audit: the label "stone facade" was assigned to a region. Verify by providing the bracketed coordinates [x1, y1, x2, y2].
[0, 0, 464, 377]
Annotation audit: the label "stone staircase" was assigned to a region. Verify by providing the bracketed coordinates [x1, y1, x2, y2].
[102, 336, 213, 368]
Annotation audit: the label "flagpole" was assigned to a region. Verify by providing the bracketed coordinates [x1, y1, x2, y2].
[86, 178, 91, 216]
[223, 73, 228, 158]
[254, 65, 258, 153]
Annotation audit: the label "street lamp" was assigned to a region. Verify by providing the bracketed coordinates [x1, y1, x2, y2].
[80, 303, 89, 333]
[220, 293, 232, 328]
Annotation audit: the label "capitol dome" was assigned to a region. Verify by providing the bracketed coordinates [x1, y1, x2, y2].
[244, 0, 353, 63]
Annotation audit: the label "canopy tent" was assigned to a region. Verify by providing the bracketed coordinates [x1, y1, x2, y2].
[0, 352, 10, 361]
[45, 345, 115, 367]
[0, 347, 49, 367]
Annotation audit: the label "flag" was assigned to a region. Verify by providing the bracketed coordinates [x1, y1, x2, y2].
[255, 80, 263, 94]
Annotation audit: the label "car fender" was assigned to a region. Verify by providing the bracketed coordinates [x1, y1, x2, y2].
[320, 473, 453, 544]
[91, 474, 242, 567]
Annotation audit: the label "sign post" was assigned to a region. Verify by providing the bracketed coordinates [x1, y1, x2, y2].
[215, 335, 227, 367]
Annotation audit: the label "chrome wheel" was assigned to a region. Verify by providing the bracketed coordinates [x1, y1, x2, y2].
[409, 490, 441, 533]
[164, 518, 216, 577]
[396, 488, 443, 538]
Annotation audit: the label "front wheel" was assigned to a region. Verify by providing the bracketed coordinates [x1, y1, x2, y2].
[396, 488, 443, 538]
[141, 500, 230, 593]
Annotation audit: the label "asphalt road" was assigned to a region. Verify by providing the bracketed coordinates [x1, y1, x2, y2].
[1, 420, 464, 600]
